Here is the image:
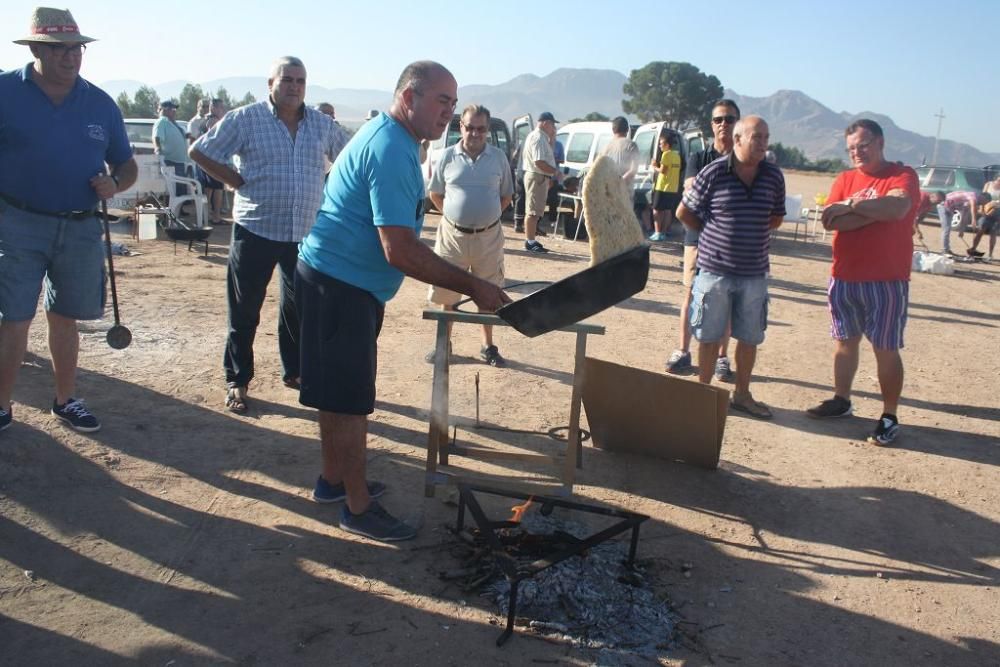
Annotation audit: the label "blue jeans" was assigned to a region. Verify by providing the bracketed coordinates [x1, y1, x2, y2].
[0, 201, 105, 322]
[224, 224, 300, 387]
[936, 204, 951, 252]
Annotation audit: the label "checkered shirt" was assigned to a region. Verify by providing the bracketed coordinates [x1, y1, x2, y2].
[193, 99, 348, 242]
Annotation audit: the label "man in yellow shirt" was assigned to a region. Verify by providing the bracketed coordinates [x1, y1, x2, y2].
[649, 133, 681, 241]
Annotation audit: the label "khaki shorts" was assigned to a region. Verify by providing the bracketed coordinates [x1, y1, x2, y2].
[524, 171, 551, 217]
[428, 217, 505, 306]
[682, 245, 698, 287]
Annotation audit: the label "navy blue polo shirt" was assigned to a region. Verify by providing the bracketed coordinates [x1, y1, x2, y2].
[681, 153, 785, 278]
[0, 64, 132, 212]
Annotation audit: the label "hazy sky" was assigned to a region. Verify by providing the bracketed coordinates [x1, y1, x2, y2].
[2, 0, 996, 153]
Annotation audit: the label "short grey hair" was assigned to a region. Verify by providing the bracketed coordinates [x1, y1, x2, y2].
[394, 60, 450, 97]
[269, 56, 305, 80]
[461, 104, 490, 123]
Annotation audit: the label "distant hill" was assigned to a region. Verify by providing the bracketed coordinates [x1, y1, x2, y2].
[101, 69, 1000, 166]
[725, 89, 1000, 167]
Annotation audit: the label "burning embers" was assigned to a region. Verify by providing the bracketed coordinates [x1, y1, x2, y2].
[442, 484, 673, 654]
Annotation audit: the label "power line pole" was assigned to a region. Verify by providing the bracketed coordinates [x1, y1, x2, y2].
[931, 108, 945, 164]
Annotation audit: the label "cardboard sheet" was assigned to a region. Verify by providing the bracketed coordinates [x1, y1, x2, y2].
[582, 357, 729, 469]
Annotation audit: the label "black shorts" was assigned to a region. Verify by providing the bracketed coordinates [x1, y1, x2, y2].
[296, 261, 385, 415]
[652, 190, 680, 212]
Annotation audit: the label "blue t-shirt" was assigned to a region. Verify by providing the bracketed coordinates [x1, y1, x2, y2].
[0, 65, 132, 211]
[299, 113, 425, 303]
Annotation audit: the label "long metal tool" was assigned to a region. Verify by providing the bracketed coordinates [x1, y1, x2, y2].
[100, 200, 132, 349]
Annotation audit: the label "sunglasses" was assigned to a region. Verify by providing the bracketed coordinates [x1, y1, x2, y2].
[462, 124, 488, 134]
[712, 115, 737, 125]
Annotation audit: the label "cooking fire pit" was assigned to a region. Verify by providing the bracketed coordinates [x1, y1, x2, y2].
[454, 483, 649, 646]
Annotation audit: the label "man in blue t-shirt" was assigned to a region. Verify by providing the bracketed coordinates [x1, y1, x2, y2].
[0, 8, 137, 435]
[297, 61, 510, 542]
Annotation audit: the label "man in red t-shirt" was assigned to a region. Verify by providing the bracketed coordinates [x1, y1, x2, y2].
[805, 119, 919, 446]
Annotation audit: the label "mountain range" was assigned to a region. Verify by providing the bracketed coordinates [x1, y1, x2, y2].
[102, 68, 1000, 167]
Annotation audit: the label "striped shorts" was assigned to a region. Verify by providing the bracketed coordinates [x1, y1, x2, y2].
[827, 279, 908, 350]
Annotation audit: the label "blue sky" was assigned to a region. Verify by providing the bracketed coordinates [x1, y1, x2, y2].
[2, 0, 996, 153]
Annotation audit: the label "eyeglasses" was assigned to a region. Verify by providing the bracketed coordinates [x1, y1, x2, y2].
[712, 115, 737, 125]
[46, 43, 86, 56]
[462, 124, 488, 134]
[845, 140, 874, 154]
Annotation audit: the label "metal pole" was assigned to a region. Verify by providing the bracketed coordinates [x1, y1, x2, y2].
[931, 108, 945, 165]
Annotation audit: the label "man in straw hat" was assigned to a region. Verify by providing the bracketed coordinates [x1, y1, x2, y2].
[0, 7, 137, 435]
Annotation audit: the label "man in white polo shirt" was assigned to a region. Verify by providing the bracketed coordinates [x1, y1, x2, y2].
[426, 104, 513, 366]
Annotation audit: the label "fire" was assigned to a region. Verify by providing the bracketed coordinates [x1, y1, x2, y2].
[509, 496, 534, 523]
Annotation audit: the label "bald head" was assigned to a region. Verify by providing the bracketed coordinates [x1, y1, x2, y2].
[393, 60, 453, 99]
[390, 61, 458, 142]
[733, 115, 770, 165]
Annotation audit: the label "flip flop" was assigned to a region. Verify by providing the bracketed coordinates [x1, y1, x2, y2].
[729, 397, 773, 420]
[226, 386, 248, 413]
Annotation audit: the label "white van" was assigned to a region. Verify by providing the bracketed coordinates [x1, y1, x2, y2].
[108, 118, 191, 211]
[553, 121, 705, 201]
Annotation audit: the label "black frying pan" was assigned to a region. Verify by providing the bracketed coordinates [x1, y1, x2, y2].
[496, 244, 650, 337]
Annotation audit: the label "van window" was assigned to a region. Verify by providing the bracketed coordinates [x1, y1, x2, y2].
[556, 132, 569, 150]
[566, 133, 594, 163]
[633, 130, 657, 163]
[925, 169, 954, 188]
[595, 133, 612, 157]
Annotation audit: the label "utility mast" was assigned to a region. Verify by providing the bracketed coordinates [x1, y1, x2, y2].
[931, 108, 945, 164]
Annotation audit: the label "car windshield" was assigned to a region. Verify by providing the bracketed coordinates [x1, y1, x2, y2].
[125, 121, 153, 145]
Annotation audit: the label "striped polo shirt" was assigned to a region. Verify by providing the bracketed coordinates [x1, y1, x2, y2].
[682, 154, 785, 277]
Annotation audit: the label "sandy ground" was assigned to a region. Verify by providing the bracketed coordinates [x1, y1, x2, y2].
[1, 171, 998, 666]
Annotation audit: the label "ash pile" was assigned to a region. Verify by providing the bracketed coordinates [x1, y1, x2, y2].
[442, 505, 676, 657]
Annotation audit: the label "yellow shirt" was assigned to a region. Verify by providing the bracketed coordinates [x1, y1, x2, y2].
[654, 149, 681, 193]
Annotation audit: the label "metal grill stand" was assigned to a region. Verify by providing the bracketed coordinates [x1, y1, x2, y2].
[455, 483, 649, 646]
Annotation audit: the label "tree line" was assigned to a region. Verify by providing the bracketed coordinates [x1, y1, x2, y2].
[115, 83, 256, 119]
[615, 61, 844, 173]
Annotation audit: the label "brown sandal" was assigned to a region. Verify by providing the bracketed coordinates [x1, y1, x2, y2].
[226, 386, 248, 413]
[729, 395, 773, 420]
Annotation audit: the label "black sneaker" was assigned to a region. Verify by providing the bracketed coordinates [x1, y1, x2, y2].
[339, 500, 417, 542]
[665, 349, 693, 374]
[525, 240, 549, 253]
[0, 405, 11, 432]
[480, 345, 506, 367]
[313, 476, 387, 504]
[967, 248, 985, 257]
[867, 414, 900, 446]
[51, 398, 101, 433]
[806, 395, 852, 419]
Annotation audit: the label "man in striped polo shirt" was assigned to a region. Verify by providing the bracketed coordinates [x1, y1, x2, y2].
[677, 116, 785, 420]
[807, 119, 920, 446]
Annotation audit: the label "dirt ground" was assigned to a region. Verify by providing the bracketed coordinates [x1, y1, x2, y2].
[1, 171, 998, 666]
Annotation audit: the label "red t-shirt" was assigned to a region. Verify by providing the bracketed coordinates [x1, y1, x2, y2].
[827, 163, 920, 282]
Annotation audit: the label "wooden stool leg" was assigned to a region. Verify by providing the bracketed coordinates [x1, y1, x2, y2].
[424, 320, 451, 497]
[562, 332, 588, 491]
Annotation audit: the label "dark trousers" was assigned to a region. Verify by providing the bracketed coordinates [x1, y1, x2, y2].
[224, 224, 300, 387]
[513, 175, 526, 230]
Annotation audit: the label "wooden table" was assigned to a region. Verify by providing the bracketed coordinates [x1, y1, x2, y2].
[422, 309, 604, 497]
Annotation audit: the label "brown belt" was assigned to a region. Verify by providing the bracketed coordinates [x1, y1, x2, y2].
[449, 218, 500, 234]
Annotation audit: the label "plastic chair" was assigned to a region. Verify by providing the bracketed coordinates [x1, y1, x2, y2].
[159, 160, 207, 228]
[782, 194, 805, 240]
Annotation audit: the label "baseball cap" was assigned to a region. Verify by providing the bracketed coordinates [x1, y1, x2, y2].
[538, 111, 558, 123]
[160, 100, 178, 109]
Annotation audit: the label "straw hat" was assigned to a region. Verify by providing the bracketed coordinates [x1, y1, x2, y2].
[13, 7, 96, 45]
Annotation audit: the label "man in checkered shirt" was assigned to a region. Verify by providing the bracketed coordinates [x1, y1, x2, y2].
[190, 56, 348, 414]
